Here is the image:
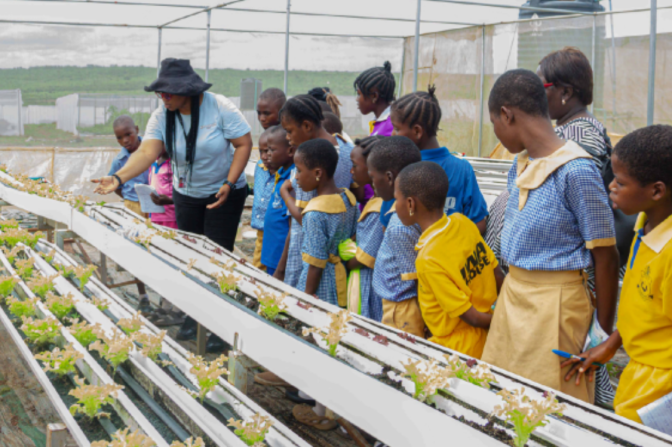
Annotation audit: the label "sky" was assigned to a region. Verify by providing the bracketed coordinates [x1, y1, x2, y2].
[1, 0, 671, 71]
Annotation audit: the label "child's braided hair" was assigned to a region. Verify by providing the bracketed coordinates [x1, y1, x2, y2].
[307, 87, 342, 118]
[354, 61, 396, 103]
[354, 135, 385, 157]
[280, 94, 324, 126]
[391, 85, 442, 137]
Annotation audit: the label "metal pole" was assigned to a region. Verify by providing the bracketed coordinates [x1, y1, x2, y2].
[397, 40, 405, 99]
[413, 0, 421, 92]
[647, 0, 657, 126]
[283, 0, 291, 94]
[205, 10, 211, 82]
[157, 28, 162, 77]
[590, 13, 596, 114]
[477, 25, 486, 157]
[609, 0, 617, 128]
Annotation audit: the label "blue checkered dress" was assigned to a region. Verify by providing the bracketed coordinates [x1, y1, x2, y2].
[334, 136, 354, 190]
[356, 207, 385, 320]
[284, 174, 316, 288]
[502, 156, 615, 271]
[250, 161, 274, 231]
[371, 212, 421, 317]
[297, 191, 359, 306]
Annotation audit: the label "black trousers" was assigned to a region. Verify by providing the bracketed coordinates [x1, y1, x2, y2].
[173, 186, 248, 251]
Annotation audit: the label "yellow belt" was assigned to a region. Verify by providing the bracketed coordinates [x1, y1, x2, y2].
[328, 253, 347, 307]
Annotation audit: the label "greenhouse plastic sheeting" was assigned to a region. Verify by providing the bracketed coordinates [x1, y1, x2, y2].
[0, 147, 120, 201]
[0, 89, 23, 137]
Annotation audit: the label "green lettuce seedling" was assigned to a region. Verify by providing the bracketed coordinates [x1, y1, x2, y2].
[45, 291, 75, 320]
[35, 345, 83, 377]
[27, 274, 58, 299]
[69, 376, 123, 419]
[118, 312, 143, 335]
[0, 274, 19, 300]
[0, 219, 19, 230]
[21, 316, 62, 346]
[255, 288, 288, 321]
[2, 246, 23, 264]
[91, 295, 110, 312]
[89, 329, 133, 374]
[26, 232, 44, 249]
[15, 258, 35, 280]
[302, 309, 352, 357]
[227, 413, 274, 446]
[0, 228, 30, 247]
[491, 388, 566, 447]
[132, 331, 166, 361]
[69, 318, 100, 346]
[400, 358, 454, 405]
[40, 249, 56, 263]
[7, 296, 39, 318]
[73, 265, 97, 292]
[443, 354, 497, 389]
[187, 353, 228, 403]
[91, 428, 156, 447]
[169, 437, 204, 447]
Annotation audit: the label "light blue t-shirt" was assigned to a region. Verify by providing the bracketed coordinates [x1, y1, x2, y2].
[144, 92, 251, 198]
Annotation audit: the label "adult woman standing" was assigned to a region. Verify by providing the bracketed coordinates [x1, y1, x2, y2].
[93, 59, 252, 351]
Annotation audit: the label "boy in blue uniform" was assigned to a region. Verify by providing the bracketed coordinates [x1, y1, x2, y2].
[251, 129, 275, 270]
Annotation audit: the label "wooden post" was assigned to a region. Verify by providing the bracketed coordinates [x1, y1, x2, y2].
[196, 323, 207, 356]
[46, 423, 69, 447]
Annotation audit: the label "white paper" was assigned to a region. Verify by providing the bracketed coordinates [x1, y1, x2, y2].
[134, 184, 165, 214]
[638, 391, 672, 436]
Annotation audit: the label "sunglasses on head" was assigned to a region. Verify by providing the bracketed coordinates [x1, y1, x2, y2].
[155, 92, 173, 101]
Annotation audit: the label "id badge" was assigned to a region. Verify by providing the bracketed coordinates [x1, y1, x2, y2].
[179, 176, 185, 188]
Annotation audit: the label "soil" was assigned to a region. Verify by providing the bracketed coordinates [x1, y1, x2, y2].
[455, 415, 515, 445]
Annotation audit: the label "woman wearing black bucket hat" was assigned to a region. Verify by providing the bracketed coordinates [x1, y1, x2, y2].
[93, 58, 252, 351]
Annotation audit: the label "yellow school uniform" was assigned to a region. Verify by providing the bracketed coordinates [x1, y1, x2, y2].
[415, 214, 498, 358]
[614, 213, 672, 423]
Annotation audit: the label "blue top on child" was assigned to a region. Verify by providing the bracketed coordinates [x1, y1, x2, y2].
[108, 137, 149, 202]
[144, 92, 251, 198]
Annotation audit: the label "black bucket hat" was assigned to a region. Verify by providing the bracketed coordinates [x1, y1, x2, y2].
[144, 58, 212, 96]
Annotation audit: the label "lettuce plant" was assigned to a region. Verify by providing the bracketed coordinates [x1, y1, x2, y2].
[40, 249, 56, 263]
[400, 358, 453, 405]
[26, 232, 44, 249]
[169, 437, 204, 447]
[0, 274, 19, 300]
[69, 318, 100, 346]
[187, 353, 228, 403]
[443, 354, 497, 389]
[21, 316, 62, 346]
[91, 295, 110, 312]
[0, 228, 31, 248]
[227, 413, 274, 446]
[46, 291, 75, 320]
[0, 219, 19, 230]
[132, 330, 166, 361]
[2, 246, 23, 264]
[133, 233, 153, 252]
[54, 263, 75, 278]
[69, 376, 123, 419]
[213, 270, 241, 294]
[15, 258, 35, 280]
[8, 296, 39, 318]
[35, 345, 83, 377]
[255, 288, 288, 321]
[160, 230, 177, 240]
[27, 274, 58, 299]
[491, 388, 566, 447]
[91, 428, 156, 447]
[118, 312, 143, 335]
[302, 309, 352, 357]
[73, 265, 97, 292]
[90, 329, 134, 374]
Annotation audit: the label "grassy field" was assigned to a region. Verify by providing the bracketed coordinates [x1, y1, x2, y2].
[0, 66, 371, 105]
[0, 124, 117, 147]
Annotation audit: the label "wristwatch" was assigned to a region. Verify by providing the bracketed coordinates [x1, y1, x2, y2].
[223, 180, 236, 190]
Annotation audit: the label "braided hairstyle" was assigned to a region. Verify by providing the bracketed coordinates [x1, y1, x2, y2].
[307, 87, 342, 118]
[354, 61, 396, 103]
[391, 85, 442, 137]
[166, 95, 200, 185]
[354, 135, 385, 157]
[280, 94, 324, 126]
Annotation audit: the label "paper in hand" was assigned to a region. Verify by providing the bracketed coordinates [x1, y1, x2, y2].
[638, 391, 672, 436]
[134, 184, 165, 214]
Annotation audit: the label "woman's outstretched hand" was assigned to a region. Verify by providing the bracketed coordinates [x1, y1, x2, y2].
[92, 176, 120, 195]
[207, 183, 231, 210]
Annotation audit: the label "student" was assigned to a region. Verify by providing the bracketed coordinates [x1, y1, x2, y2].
[295, 139, 359, 306]
[395, 161, 503, 358]
[109, 114, 151, 312]
[148, 148, 177, 229]
[481, 69, 618, 403]
[346, 136, 385, 319]
[250, 128, 275, 270]
[354, 61, 396, 137]
[322, 112, 343, 136]
[260, 126, 295, 276]
[562, 125, 672, 424]
[109, 115, 150, 216]
[274, 95, 354, 285]
[257, 88, 286, 130]
[369, 136, 424, 332]
[391, 86, 489, 234]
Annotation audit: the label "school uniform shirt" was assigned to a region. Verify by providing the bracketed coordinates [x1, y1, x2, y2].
[298, 189, 359, 307]
[372, 204, 421, 310]
[148, 158, 176, 225]
[144, 92, 251, 198]
[501, 140, 616, 271]
[260, 164, 294, 270]
[369, 106, 394, 136]
[421, 147, 488, 224]
[415, 213, 498, 359]
[108, 137, 149, 202]
[250, 160, 274, 231]
[614, 213, 672, 423]
[355, 197, 385, 320]
[379, 198, 395, 228]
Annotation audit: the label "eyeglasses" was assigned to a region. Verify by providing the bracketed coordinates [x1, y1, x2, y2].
[543, 83, 554, 89]
[155, 92, 172, 101]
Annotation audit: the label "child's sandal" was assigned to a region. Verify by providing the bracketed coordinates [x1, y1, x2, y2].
[292, 404, 337, 431]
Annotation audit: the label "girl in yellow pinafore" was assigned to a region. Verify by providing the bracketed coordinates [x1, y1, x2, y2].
[563, 125, 672, 426]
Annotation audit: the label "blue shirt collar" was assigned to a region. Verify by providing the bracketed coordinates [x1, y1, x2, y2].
[421, 147, 451, 161]
[277, 164, 295, 179]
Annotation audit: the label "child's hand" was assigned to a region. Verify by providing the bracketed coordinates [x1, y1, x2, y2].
[150, 193, 173, 206]
[561, 331, 621, 386]
[280, 179, 294, 199]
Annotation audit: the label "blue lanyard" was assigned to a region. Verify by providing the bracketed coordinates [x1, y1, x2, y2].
[630, 228, 645, 270]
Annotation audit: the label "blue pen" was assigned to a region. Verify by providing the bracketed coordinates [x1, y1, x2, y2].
[552, 349, 604, 368]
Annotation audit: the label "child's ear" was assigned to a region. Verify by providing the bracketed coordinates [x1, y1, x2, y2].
[385, 171, 395, 187]
[406, 196, 417, 217]
[501, 106, 514, 126]
[412, 124, 424, 143]
[651, 181, 668, 202]
[314, 167, 324, 181]
[301, 120, 313, 134]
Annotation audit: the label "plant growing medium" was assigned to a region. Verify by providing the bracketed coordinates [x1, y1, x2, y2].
[8, 296, 39, 318]
[27, 274, 58, 299]
[255, 287, 288, 321]
[186, 353, 228, 403]
[0, 274, 19, 300]
[302, 309, 352, 357]
[73, 265, 97, 292]
[228, 413, 274, 446]
[400, 358, 453, 405]
[69, 376, 124, 419]
[21, 316, 62, 346]
[35, 345, 84, 377]
[15, 257, 35, 280]
[90, 328, 134, 374]
[69, 318, 100, 346]
[491, 388, 566, 447]
[46, 291, 76, 319]
[91, 428, 156, 447]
